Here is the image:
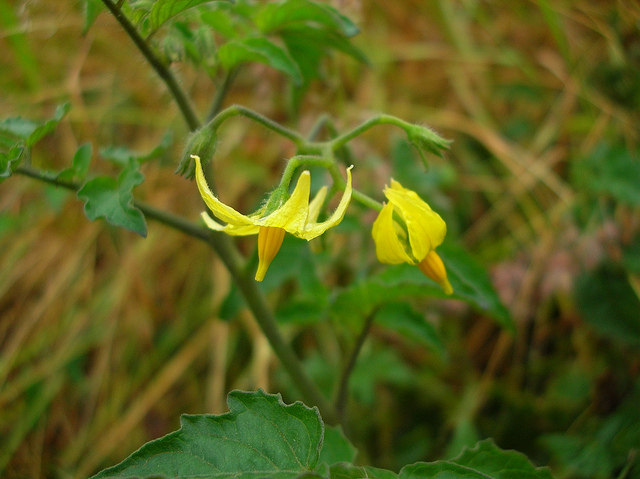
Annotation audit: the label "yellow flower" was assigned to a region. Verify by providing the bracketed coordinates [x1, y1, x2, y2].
[372, 179, 453, 295]
[192, 155, 353, 281]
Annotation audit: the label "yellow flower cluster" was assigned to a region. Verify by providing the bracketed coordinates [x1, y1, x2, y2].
[193, 154, 451, 293]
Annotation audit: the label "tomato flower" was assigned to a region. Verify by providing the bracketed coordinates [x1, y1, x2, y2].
[192, 155, 353, 281]
[372, 179, 453, 294]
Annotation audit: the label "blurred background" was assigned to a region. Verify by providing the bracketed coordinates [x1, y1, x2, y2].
[1, 1, 639, 478]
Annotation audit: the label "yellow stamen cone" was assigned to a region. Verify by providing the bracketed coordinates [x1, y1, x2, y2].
[255, 226, 286, 281]
[417, 250, 453, 295]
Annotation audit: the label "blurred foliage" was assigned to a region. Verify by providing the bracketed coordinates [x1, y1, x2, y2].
[1, 0, 640, 478]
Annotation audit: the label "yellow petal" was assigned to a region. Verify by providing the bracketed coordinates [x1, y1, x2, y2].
[201, 212, 259, 236]
[372, 201, 415, 264]
[258, 171, 311, 234]
[417, 250, 453, 295]
[384, 180, 446, 261]
[307, 186, 328, 224]
[255, 226, 285, 281]
[299, 166, 353, 240]
[193, 155, 255, 227]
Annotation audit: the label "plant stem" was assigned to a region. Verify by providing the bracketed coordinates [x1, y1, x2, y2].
[100, 0, 200, 131]
[206, 68, 238, 122]
[329, 114, 410, 151]
[334, 310, 377, 421]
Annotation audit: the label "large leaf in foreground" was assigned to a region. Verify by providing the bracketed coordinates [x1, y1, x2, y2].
[92, 390, 324, 479]
[400, 439, 553, 479]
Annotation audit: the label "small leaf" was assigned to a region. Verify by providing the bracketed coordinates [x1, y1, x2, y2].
[77, 161, 147, 237]
[255, 0, 359, 37]
[0, 145, 24, 179]
[399, 439, 553, 479]
[91, 390, 324, 479]
[149, 0, 234, 34]
[218, 37, 303, 85]
[57, 143, 92, 182]
[26, 103, 70, 147]
[574, 264, 640, 345]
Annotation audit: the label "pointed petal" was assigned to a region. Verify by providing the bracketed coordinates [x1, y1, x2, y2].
[384, 180, 446, 261]
[255, 226, 286, 281]
[258, 170, 311, 234]
[372, 201, 415, 264]
[193, 155, 255, 227]
[307, 186, 328, 223]
[201, 213, 259, 236]
[299, 166, 353, 240]
[418, 250, 453, 295]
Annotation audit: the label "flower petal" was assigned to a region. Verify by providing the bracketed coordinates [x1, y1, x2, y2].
[384, 179, 446, 261]
[299, 166, 353, 240]
[193, 155, 255, 227]
[372, 201, 415, 264]
[307, 186, 328, 224]
[258, 170, 311, 234]
[201, 212, 259, 236]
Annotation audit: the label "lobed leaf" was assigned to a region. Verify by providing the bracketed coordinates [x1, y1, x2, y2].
[57, 143, 92, 182]
[77, 161, 147, 237]
[148, 0, 234, 34]
[92, 390, 324, 479]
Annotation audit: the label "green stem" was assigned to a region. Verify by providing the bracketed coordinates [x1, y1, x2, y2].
[206, 68, 238, 122]
[334, 309, 377, 421]
[14, 164, 339, 424]
[100, 0, 200, 131]
[209, 105, 306, 148]
[329, 114, 411, 151]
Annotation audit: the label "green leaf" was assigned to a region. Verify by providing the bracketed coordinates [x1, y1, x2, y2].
[101, 132, 172, 166]
[572, 143, 640, 205]
[25, 103, 70, 147]
[330, 464, 397, 479]
[574, 264, 640, 345]
[57, 142, 92, 182]
[83, 0, 104, 35]
[77, 161, 147, 237]
[374, 303, 445, 356]
[319, 426, 357, 466]
[148, 0, 234, 34]
[332, 243, 513, 333]
[255, 0, 360, 37]
[399, 439, 553, 479]
[91, 390, 324, 479]
[218, 37, 303, 85]
[0, 144, 23, 179]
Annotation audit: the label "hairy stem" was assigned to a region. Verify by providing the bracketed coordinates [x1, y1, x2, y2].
[100, 0, 200, 131]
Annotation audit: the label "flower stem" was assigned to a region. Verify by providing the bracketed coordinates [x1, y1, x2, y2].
[328, 114, 411, 151]
[100, 0, 200, 131]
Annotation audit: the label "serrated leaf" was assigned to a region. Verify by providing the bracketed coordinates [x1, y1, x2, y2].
[399, 439, 553, 479]
[77, 161, 147, 237]
[149, 0, 233, 34]
[218, 37, 303, 85]
[57, 143, 92, 182]
[255, 0, 359, 37]
[91, 390, 324, 479]
[574, 264, 640, 345]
